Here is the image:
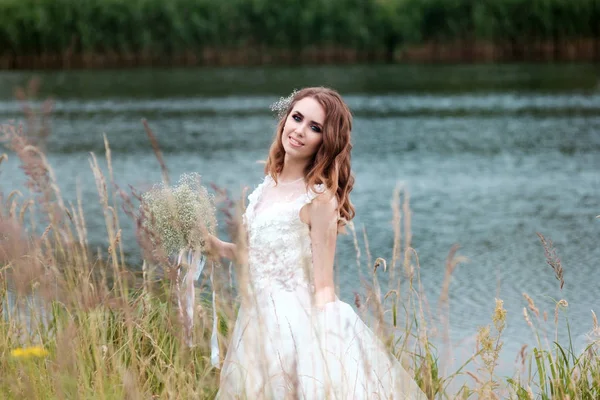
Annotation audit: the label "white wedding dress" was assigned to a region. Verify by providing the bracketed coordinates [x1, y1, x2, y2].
[216, 175, 426, 399]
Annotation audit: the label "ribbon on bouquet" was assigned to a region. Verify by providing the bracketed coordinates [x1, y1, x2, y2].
[210, 263, 219, 368]
[176, 249, 220, 369]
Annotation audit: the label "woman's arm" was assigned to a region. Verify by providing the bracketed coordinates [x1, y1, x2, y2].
[307, 193, 339, 309]
[206, 234, 237, 261]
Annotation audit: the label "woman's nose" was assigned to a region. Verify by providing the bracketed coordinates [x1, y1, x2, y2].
[294, 125, 305, 137]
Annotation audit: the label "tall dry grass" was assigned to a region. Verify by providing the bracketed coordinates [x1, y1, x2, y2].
[1, 82, 599, 399]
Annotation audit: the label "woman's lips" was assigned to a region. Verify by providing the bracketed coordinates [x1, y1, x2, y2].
[289, 136, 304, 147]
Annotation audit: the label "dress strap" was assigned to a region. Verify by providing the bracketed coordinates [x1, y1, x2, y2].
[247, 175, 272, 207]
[301, 183, 326, 205]
[244, 175, 272, 224]
[301, 184, 346, 226]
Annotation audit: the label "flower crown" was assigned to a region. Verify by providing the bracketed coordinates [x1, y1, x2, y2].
[270, 89, 299, 120]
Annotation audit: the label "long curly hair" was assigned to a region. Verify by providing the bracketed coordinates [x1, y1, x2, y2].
[264, 87, 355, 227]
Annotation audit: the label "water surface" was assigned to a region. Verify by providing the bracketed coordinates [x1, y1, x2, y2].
[1, 64, 599, 379]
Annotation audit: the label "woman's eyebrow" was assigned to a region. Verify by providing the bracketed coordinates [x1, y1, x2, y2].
[294, 111, 323, 127]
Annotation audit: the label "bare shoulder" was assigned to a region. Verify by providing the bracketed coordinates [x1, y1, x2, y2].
[311, 189, 338, 211]
[300, 189, 339, 226]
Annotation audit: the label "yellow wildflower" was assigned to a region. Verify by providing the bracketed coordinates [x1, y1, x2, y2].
[10, 346, 49, 359]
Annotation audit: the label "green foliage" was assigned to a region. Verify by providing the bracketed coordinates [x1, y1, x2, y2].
[0, 0, 598, 57]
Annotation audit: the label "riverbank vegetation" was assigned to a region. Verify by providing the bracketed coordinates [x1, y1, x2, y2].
[1, 0, 599, 69]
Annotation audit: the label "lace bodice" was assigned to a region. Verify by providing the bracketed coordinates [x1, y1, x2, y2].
[243, 175, 325, 293]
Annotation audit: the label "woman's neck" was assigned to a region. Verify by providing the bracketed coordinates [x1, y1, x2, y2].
[279, 157, 307, 183]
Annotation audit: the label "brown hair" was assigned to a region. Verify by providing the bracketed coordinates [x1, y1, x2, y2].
[264, 87, 355, 226]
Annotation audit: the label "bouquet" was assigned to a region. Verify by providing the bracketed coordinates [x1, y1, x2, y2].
[141, 172, 217, 258]
[141, 173, 220, 359]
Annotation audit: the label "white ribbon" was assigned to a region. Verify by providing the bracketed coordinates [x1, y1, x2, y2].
[177, 249, 220, 369]
[210, 262, 220, 369]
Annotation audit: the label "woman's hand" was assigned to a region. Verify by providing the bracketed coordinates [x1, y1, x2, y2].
[204, 232, 237, 262]
[204, 233, 222, 259]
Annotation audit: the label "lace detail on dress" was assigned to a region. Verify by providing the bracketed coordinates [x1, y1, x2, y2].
[218, 177, 429, 400]
[244, 175, 324, 293]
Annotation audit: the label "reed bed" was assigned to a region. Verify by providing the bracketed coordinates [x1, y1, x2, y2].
[1, 84, 599, 399]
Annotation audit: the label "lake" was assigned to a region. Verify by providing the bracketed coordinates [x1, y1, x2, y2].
[1, 63, 599, 380]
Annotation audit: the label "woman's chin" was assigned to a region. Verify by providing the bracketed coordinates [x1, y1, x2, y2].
[283, 145, 301, 156]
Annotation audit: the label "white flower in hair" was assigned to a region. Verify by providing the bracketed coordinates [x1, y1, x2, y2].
[270, 89, 299, 120]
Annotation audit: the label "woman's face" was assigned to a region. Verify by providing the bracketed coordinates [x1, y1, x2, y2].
[281, 96, 325, 161]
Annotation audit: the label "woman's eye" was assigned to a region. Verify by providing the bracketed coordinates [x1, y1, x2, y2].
[311, 125, 322, 133]
[293, 115, 301, 122]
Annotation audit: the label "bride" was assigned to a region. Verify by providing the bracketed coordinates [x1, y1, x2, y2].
[207, 87, 426, 399]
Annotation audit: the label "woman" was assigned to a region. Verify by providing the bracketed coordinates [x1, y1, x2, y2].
[208, 87, 425, 399]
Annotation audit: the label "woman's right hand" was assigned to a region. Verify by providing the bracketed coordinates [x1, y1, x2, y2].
[198, 222, 221, 259]
[204, 231, 236, 261]
[203, 231, 223, 259]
